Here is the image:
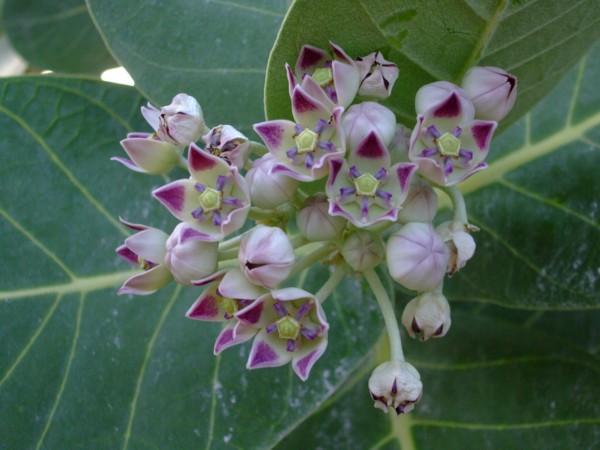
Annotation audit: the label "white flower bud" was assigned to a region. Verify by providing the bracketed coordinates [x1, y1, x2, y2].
[165, 223, 219, 285]
[461, 66, 517, 121]
[141, 93, 206, 147]
[436, 221, 476, 276]
[239, 225, 295, 288]
[355, 51, 399, 100]
[386, 222, 449, 292]
[342, 102, 396, 150]
[246, 155, 299, 209]
[415, 81, 474, 120]
[396, 177, 438, 224]
[402, 292, 451, 340]
[341, 229, 385, 272]
[297, 194, 346, 241]
[368, 361, 422, 415]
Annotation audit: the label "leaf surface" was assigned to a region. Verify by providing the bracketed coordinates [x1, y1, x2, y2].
[2, 0, 116, 74]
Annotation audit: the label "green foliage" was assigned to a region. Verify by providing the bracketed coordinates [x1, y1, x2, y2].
[0, 1, 599, 449]
[2, 0, 116, 74]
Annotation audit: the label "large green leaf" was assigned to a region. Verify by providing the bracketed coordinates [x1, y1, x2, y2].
[265, 0, 600, 130]
[2, 0, 116, 74]
[86, 0, 288, 135]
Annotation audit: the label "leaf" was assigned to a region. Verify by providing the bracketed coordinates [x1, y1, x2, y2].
[264, 0, 600, 130]
[2, 0, 116, 74]
[0, 76, 382, 448]
[86, 0, 288, 136]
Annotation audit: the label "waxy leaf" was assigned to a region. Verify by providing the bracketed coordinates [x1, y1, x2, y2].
[86, 0, 288, 135]
[265, 0, 600, 130]
[2, 0, 116, 74]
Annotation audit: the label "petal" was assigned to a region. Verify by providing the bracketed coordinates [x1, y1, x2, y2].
[141, 104, 160, 131]
[295, 44, 328, 75]
[349, 131, 391, 174]
[110, 157, 147, 173]
[286, 63, 297, 97]
[291, 337, 328, 381]
[465, 120, 497, 151]
[187, 142, 230, 184]
[253, 120, 296, 154]
[331, 59, 360, 108]
[116, 244, 138, 265]
[235, 294, 277, 328]
[291, 85, 332, 128]
[219, 268, 266, 300]
[119, 137, 180, 174]
[186, 284, 226, 321]
[270, 287, 315, 303]
[152, 179, 199, 222]
[124, 228, 168, 263]
[118, 265, 172, 296]
[246, 329, 292, 370]
[214, 321, 257, 354]
[299, 75, 337, 112]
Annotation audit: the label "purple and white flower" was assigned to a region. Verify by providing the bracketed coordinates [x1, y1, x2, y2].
[116, 219, 172, 295]
[112, 132, 182, 174]
[141, 93, 206, 147]
[342, 102, 397, 150]
[369, 361, 422, 415]
[355, 51, 399, 100]
[202, 124, 251, 170]
[153, 143, 250, 240]
[326, 131, 417, 227]
[237, 288, 329, 381]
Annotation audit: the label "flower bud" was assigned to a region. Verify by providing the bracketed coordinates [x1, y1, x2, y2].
[461, 66, 517, 121]
[436, 221, 476, 276]
[246, 155, 299, 209]
[388, 124, 412, 164]
[396, 177, 438, 223]
[355, 51, 399, 100]
[239, 225, 295, 288]
[342, 102, 396, 150]
[368, 361, 422, 415]
[402, 292, 451, 340]
[165, 222, 219, 285]
[113, 133, 182, 174]
[297, 194, 346, 241]
[141, 93, 205, 147]
[386, 222, 449, 292]
[341, 229, 385, 272]
[202, 124, 250, 169]
[415, 81, 474, 122]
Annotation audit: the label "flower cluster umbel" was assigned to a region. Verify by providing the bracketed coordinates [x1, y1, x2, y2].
[113, 43, 516, 413]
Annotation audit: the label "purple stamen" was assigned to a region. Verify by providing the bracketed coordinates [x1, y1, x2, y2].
[427, 124, 441, 139]
[452, 126, 462, 137]
[349, 166, 361, 179]
[360, 196, 370, 220]
[324, 60, 333, 69]
[194, 183, 206, 193]
[376, 189, 393, 206]
[215, 175, 227, 191]
[325, 85, 338, 103]
[223, 197, 242, 207]
[294, 301, 314, 319]
[421, 148, 439, 158]
[273, 301, 288, 317]
[212, 210, 223, 226]
[374, 167, 388, 180]
[314, 119, 327, 134]
[239, 300, 253, 307]
[286, 147, 299, 159]
[301, 326, 319, 340]
[339, 187, 356, 201]
[294, 124, 305, 134]
[266, 323, 277, 334]
[443, 158, 454, 176]
[391, 379, 398, 395]
[191, 207, 204, 219]
[224, 312, 233, 320]
[305, 152, 315, 169]
[459, 149, 473, 162]
[286, 339, 298, 352]
[318, 141, 335, 152]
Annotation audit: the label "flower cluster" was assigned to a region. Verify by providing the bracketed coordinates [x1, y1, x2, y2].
[113, 43, 516, 413]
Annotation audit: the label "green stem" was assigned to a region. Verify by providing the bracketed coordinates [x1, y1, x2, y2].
[290, 235, 308, 249]
[363, 269, 405, 362]
[289, 244, 333, 278]
[315, 263, 348, 303]
[218, 233, 243, 252]
[249, 140, 268, 157]
[441, 185, 468, 224]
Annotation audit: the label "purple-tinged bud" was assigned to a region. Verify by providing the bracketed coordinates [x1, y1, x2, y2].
[165, 222, 218, 285]
[402, 292, 451, 340]
[297, 194, 346, 241]
[436, 221, 477, 276]
[355, 51, 399, 100]
[202, 124, 250, 169]
[239, 225, 295, 288]
[386, 222, 449, 292]
[368, 361, 422, 415]
[396, 177, 438, 223]
[341, 229, 385, 272]
[342, 102, 397, 150]
[246, 155, 299, 209]
[141, 93, 206, 147]
[461, 66, 517, 121]
[415, 81, 474, 123]
[388, 124, 412, 164]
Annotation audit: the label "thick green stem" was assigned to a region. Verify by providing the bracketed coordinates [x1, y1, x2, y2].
[315, 263, 348, 303]
[441, 185, 468, 224]
[364, 269, 405, 362]
[289, 244, 333, 278]
[249, 140, 268, 157]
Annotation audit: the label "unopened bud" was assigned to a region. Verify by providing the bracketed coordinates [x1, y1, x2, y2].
[297, 194, 346, 241]
[415, 81, 474, 122]
[461, 66, 517, 121]
[368, 361, 422, 415]
[436, 221, 476, 276]
[342, 102, 396, 149]
[246, 155, 299, 209]
[402, 292, 451, 340]
[341, 229, 385, 272]
[202, 124, 250, 169]
[396, 177, 438, 223]
[355, 51, 399, 100]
